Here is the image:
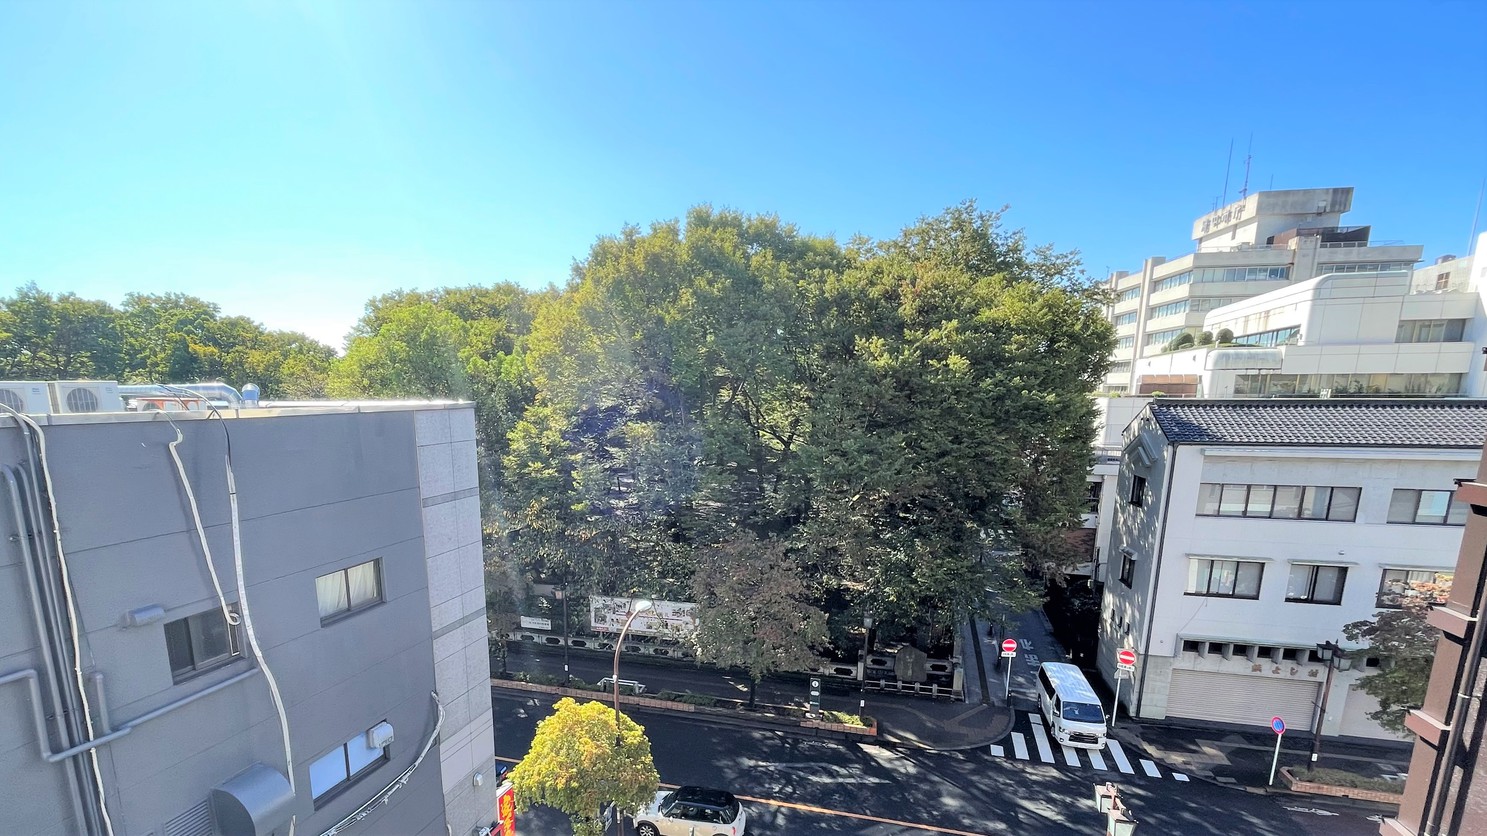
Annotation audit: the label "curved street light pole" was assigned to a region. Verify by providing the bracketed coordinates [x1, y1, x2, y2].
[610, 599, 653, 836]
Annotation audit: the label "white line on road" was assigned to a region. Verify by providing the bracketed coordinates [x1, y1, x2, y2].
[1106, 740, 1135, 774]
[1029, 723, 1056, 763]
[1088, 748, 1108, 770]
[1028, 711, 1043, 725]
[1011, 733, 1029, 760]
[1173, 773, 1189, 782]
[1140, 759, 1161, 778]
[1059, 743, 1080, 767]
[989, 744, 1005, 757]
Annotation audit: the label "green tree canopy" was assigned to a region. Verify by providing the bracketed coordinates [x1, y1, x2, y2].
[1343, 575, 1452, 734]
[510, 697, 659, 836]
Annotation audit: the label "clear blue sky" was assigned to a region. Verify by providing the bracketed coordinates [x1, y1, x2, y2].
[3, 1, 1485, 349]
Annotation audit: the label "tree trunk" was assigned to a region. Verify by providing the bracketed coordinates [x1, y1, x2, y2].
[748, 679, 757, 709]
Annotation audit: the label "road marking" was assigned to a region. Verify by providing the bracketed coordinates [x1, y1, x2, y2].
[1088, 748, 1108, 770]
[1140, 758, 1161, 778]
[1059, 742, 1080, 767]
[1106, 740, 1135, 774]
[502, 757, 986, 836]
[989, 744, 1005, 757]
[1173, 773, 1189, 782]
[1028, 711, 1043, 724]
[1011, 732, 1029, 759]
[1029, 722, 1056, 763]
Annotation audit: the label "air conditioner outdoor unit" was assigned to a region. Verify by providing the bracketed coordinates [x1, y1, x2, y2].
[0, 382, 52, 415]
[48, 381, 124, 414]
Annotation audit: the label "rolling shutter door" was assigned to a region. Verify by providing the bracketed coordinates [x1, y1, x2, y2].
[1166, 670, 1318, 729]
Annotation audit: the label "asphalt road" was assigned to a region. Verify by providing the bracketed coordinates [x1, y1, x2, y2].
[491, 691, 1383, 836]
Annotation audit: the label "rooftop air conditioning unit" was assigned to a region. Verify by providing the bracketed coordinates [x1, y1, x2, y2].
[48, 381, 123, 414]
[0, 382, 52, 415]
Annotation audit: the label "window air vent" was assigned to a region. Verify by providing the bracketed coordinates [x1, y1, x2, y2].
[163, 799, 213, 836]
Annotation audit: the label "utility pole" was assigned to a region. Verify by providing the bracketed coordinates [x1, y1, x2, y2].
[1310, 641, 1343, 765]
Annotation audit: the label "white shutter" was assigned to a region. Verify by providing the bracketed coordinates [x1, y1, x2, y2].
[1167, 670, 1319, 730]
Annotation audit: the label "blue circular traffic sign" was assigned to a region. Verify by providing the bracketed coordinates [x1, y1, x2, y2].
[1271, 716, 1286, 734]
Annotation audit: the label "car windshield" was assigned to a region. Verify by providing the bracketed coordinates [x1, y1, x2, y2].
[1062, 701, 1105, 723]
[722, 801, 740, 821]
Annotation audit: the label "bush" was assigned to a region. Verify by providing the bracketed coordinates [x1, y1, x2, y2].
[1197, 331, 1214, 346]
[1165, 332, 1196, 352]
[820, 710, 868, 727]
[1217, 327, 1234, 343]
[1290, 767, 1401, 794]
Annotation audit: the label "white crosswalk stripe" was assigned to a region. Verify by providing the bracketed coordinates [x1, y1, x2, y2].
[1106, 739, 1135, 774]
[1059, 742, 1080, 767]
[988, 714, 1185, 779]
[1087, 748, 1108, 771]
[1011, 732, 1029, 760]
[1029, 721, 1056, 763]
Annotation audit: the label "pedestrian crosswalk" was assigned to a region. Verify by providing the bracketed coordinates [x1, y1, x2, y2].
[988, 712, 1189, 781]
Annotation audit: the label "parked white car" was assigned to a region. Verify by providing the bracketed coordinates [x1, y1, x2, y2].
[634, 786, 747, 836]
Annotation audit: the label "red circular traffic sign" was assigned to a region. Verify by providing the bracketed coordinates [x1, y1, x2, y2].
[1271, 716, 1286, 735]
[1001, 639, 1018, 654]
[1117, 649, 1137, 667]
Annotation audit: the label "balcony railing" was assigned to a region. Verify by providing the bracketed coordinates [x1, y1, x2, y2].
[1318, 239, 1406, 249]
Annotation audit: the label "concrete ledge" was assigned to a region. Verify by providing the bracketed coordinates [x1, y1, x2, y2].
[490, 678, 878, 741]
[1279, 767, 1404, 805]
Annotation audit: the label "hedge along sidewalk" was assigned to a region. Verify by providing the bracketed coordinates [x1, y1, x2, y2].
[490, 677, 877, 740]
[1278, 767, 1405, 806]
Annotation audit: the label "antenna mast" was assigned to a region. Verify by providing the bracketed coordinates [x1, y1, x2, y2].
[1239, 135, 1254, 199]
[1221, 138, 1234, 206]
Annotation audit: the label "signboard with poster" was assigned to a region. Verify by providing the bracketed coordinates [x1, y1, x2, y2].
[495, 781, 516, 836]
[589, 596, 698, 638]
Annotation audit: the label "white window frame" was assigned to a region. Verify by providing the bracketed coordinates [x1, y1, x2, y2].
[316, 559, 384, 624]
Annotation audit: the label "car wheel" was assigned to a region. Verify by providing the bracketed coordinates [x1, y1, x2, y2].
[635, 823, 660, 836]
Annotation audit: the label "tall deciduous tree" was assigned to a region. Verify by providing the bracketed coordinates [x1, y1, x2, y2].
[0, 283, 122, 379]
[1343, 575, 1452, 734]
[510, 697, 659, 836]
[690, 532, 829, 706]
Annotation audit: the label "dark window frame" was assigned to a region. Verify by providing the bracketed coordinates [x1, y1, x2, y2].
[164, 606, 242, 684]
[1285, 564, 1348, 605]
[1128, 475, 1146, 508]
[311, 726, 392, 809]
[1197, 483, 1360, 522]
[1376, 569, 1452, 609]
[1119, 554, 1136, 587]
[1185, 557, 1264, 599]
[1387, 488, 1469, 526]
[316, 559, 385, 626]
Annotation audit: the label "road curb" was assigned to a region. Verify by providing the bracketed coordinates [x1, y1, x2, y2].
[491, 678, 879, 743]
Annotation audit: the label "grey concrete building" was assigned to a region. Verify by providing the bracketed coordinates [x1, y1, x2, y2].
[0, 402, 496, 836]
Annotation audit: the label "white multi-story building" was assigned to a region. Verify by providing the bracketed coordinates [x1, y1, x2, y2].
[1099, 399, 1485, 740]
[1106, 187, 1423, 391]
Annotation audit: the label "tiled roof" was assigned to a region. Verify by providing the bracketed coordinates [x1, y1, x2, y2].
[1148, 399, 1487, 448]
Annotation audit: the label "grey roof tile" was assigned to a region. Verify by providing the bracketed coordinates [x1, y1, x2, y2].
[1149, 399, 1487, 448]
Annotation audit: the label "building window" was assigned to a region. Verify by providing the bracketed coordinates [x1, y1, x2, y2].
[1186, 558, 1264, 599]
[1144, 327, 1186, 348]
[316, 559, 383, 624]
[310, 725, 391, 806]
[1151, 271, 1193, 294]
[1395, 319, 1466, 344]
[1115, 335, 1135, 350]
[1128, 475, 1146, 507]
[1376, 569, 1453, 609]
[1116, 286, 1142, 303]
[1231, 371, 1463, 398]
[164, 607, 241, 683]
[1230, 325, 1300, 347]
[1286, 564, 1348, 605]
[1108, 361, 1132, 374]
[1435, 272, 1451, 290]
[1197, 483, 1359, 521]
[1189, 297, 1240, 313]
[1113, 312, 1138, 327]
[1318, 262, 1415, 274]
[1085, 481, 1102, 513]
[1388, 489, 1469, 526]
[1119, 554, 1136, 587]
[1190, 266, 1290, 284]
[1148, 300, 1190, 320]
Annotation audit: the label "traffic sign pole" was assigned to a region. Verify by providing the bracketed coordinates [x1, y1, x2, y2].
[1112, 649, 1137, 728]
[1268, 716, 1286, 787]
[1111, 676, 1122, 729]
[1001, 639, 1018, 701]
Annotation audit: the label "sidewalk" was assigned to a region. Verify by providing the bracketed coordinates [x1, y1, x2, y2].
[500, 640, 1013, 751]
[1111, 718, 1411, 799]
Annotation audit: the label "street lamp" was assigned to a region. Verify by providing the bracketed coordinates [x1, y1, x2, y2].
[859, 615, 874, 722]
[555, 582, 570, 686]
[610, 598, 652, 836]
[1310, 640, 1344, 765]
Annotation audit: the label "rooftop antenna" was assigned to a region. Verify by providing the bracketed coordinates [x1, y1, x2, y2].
[1470, 177, 1485, 256]
[1221, 138, 1234, 206]
[1239, 135, 1254, 199]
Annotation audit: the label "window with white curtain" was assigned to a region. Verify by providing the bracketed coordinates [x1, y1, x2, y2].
[316, 559, 383, 623]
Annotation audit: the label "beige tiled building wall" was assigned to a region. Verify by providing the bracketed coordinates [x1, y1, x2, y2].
[416, 406, 496, 835]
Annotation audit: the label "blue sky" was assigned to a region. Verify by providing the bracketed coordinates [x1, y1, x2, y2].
[3, 1, 1485, 349]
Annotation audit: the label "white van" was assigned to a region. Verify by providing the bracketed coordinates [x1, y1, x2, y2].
[1036, 662, 1108, 749]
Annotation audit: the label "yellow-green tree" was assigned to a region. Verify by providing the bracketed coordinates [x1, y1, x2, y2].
[510, 697, 659, 836]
